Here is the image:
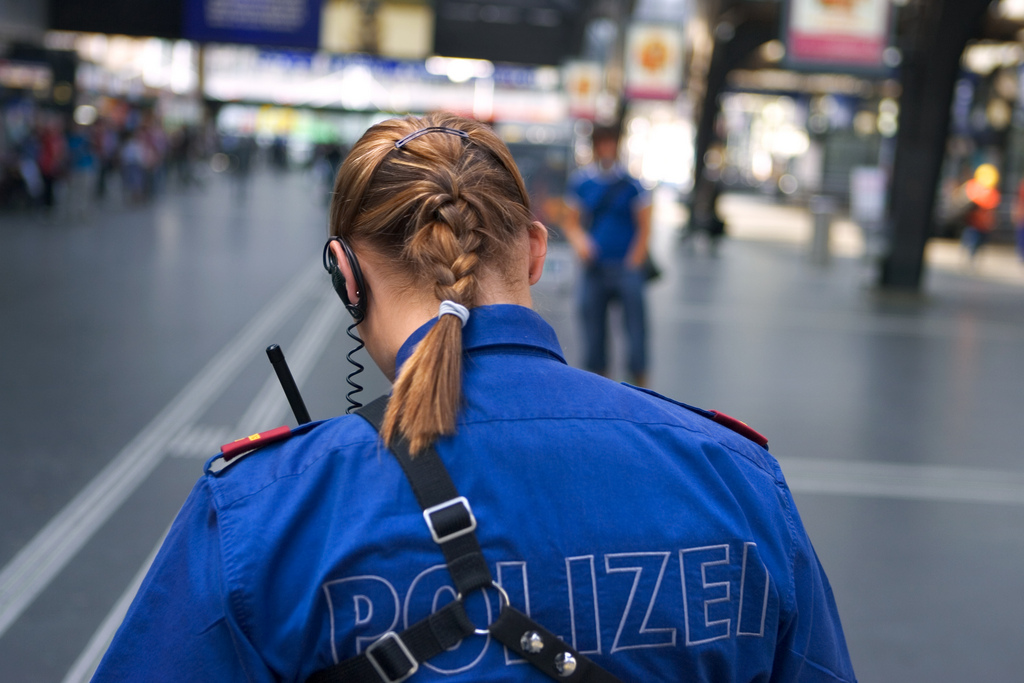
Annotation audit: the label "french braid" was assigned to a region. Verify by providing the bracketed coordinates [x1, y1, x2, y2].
[329, 113, 533, 454]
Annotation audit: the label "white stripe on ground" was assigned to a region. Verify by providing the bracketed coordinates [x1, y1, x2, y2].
[59, 528, 169, 683]
[0, 264, 321, 639]
[166, 291, 346, 459]
[234, 288, 346, 435]
[61, 285, 348, 681]
[778, 457, 1024, 505]
[653, 301, 1024, 343]
[165, 425, 235, 458]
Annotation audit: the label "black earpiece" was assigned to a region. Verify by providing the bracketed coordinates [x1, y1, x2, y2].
[323, 237, 367, 322]
[323, 236, 368, 412]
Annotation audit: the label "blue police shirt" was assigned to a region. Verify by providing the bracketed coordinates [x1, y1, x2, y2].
[94, 304, 856, 682]
[566, 165, 650, 263]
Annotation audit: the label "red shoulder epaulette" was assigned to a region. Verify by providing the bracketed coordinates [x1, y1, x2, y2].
[624, 384, 770, 450]
[220, 425, 293, 462]
[707, 410, 769, 449]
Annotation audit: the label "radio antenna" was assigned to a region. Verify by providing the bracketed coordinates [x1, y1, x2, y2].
[266, 344, 312, 424]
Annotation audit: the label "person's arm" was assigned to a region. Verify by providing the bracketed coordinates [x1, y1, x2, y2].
[772, 484, 858, 682]
[626, 199, 652, 269]
[1013, 181, 1024, 225]
[561, 198, 596, 263]
[562, 172, 597, 263]
[92, 478, 268, 682]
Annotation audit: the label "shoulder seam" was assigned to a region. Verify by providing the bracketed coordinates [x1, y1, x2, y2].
[622, 385, 770, 451]
[778, 477, 801, 621]
[462, 414, 779, 480]
[206, 477, 255, 648]
[213, 435, 383, 511]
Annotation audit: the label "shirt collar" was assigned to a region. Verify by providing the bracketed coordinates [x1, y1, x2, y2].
[394, 304, 566, 373]
[591, 162, 626, 180]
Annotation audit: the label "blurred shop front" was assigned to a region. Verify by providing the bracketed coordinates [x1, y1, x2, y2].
[199, 46, 577, 228]
[2, 0, 701, 236]
[934, 35, 1024, 243]
[713, 69, 898, 206]
[0, 28, 207, 210]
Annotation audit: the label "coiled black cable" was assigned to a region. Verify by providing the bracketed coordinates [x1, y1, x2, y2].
[344, 320, 365, 413]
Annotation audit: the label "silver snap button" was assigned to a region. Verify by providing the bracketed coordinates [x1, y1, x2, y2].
[520, 631, 544, 654]
[554, 651, 577, 677]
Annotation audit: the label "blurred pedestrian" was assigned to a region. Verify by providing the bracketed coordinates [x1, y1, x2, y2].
[120, 131, 146, 204]
[93, 111, 856, 683]
[958, 163, 1001, 261]
[35, 115, 67, 212]
[65, 123, 95, 221]
[18, 143, 43, 207]
[169, 126, 198, 187]
[685, 170, 726, 257]
[270, 135, 289, 171]
[141, 120, 167, 199]
[318, 142, 345, 204]
[1013, 176, 1024, 262]
[227, 135, 255, 197]
[562, 125, 652, 386]
[683, 143, 727, 257]
[93, 119, 120, 201]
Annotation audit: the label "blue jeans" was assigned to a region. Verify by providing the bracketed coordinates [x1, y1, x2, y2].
[961, 226, 987, 258]
[578, 261, 647, 377]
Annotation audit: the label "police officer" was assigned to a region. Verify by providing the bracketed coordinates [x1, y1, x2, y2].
[94, 113, 856, 682]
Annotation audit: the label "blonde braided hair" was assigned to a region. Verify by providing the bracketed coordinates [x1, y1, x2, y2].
[329, 113, 532, 454]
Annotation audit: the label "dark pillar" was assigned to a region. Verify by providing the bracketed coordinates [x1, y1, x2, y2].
[879, 0, 993, 290]
[690, 6, 777, 227]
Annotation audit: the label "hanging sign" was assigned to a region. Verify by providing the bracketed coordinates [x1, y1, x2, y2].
[784, 0, 891, 72]
[564, 61, 602, 119]
[184, 0, 323, 49]
[623, 24, 684, 100]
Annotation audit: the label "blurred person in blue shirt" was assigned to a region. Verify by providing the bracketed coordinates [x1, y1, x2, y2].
[65, 123, 95, 220]
[562, 125, 651, 387]
[93, 113, 855, 683]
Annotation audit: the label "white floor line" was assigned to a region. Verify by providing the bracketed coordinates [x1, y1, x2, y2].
[61, 279, 349, 679]
[0, 264, 321, 640]
[652, 300, 1024, 343]
[60, 528, 169, 683]
[165, 291, 345, 459]
[779, 457, 1024, 505]
[234, 288, 346, 435]
[165, 425, 235, 458]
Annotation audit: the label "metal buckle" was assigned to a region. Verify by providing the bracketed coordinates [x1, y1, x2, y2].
[365, 632, 419, 683]
[457, 580, 511, 635]
[422, 496, 477, 544]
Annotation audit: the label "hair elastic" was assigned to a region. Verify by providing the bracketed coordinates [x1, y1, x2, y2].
[395, 126, 469, 149]
[438, 300, 470, 327]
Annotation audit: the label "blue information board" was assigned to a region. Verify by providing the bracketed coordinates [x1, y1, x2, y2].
[184, 0, 322, 49]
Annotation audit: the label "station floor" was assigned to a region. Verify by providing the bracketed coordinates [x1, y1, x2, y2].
[1, 168, 1023, 682]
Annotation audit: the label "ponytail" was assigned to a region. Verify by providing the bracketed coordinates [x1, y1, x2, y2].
[382, 312, 465, 454]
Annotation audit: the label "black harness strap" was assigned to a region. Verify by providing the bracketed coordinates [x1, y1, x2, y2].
[306, 396, 622, 683]
[356, 395, 492, 596]
[490, 605, 623, 683]
[307, 601, 475, 683]
[587, 176, 632, 232]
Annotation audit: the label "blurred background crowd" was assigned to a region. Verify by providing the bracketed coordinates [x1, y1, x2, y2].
[4, 0, 1024, 275]
[0, 104, 207, 213]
